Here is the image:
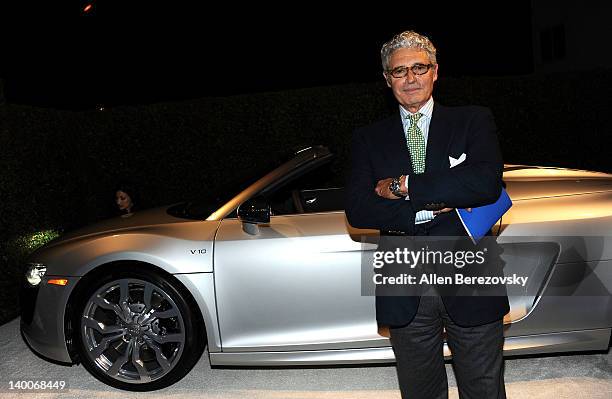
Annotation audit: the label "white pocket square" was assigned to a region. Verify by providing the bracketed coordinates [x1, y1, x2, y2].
[449, 153, 466, 168]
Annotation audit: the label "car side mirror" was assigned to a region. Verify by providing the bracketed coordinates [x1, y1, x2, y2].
[237, 196, 271, 235]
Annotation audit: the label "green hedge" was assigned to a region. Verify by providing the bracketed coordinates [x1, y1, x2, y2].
[1, 70, 611, 324]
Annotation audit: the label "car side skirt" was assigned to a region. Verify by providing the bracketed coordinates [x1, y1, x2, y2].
[209, 328, 611, 366]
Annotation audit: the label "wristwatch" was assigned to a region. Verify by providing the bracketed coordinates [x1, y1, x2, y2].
[389, 175, 407, 198]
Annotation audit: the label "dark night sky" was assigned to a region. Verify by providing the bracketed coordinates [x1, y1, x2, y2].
[2, 3, 535, 109]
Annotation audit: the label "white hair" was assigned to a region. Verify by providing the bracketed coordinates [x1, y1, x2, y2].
[381, 30, 437, 71]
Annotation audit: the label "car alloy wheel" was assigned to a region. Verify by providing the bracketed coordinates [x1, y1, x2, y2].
[75, 270, 204, 390]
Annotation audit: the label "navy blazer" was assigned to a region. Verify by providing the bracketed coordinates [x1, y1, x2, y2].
[346, 102, 509, 327]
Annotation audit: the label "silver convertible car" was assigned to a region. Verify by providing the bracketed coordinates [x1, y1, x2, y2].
[21, 146, 612, 391]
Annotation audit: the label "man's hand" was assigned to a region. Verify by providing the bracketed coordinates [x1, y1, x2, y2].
[375, 177, 474, 214]
[375, 178, 402, 199]
[433, 207, 453, 215]
[433, 207, 472, 215]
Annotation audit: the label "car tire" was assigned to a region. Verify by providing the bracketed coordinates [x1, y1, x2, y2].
[73, 268, 205, 391]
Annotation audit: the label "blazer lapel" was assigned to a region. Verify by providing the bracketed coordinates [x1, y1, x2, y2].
[426, 103, 454, 172]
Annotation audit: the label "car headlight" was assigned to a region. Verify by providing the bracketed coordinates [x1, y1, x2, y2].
[25, 263, 47, 286]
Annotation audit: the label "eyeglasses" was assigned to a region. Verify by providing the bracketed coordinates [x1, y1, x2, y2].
[387, 63, 434, 78]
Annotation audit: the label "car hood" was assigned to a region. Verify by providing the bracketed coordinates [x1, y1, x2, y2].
[44, 205, 194, 249]
[504, 165, 612, 200]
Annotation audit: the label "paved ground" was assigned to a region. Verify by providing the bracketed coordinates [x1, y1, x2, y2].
[1, 318, 611, 398]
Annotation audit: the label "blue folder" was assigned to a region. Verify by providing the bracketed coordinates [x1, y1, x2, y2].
[455, 187, 512, 244]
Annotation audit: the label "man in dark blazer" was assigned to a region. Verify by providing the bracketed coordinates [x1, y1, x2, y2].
[346, 30, 509, 399]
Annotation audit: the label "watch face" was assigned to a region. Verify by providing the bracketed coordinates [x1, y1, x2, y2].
[389, 178, 401, 196]
[389, 176, 407, 197]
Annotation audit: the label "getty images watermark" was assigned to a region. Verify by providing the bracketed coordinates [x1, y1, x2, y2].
[360, 235, 611, 297]
[371, 246, 528, 288]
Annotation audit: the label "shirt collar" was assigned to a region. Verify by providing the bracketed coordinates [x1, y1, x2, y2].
[399, 96, 434, 120]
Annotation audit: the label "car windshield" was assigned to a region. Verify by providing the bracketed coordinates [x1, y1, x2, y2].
[167, 146, 340, 221]
[166, 196, 235, 221]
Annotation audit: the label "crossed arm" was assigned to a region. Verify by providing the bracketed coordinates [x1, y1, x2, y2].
[373, 176, 459, 214]
[346, 108, 502, 231]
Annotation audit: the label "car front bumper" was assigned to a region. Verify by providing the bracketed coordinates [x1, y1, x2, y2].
[20, 276, 80, 364]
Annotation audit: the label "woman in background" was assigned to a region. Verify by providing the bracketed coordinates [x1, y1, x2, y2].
[114, 182, 138, 216]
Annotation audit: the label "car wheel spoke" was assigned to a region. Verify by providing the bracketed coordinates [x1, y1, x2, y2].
[131, 340, 152, 383]
[107, 338, 133, 377]
[143, 282, 154, 312]
[92, 294, 124, 320]
[119, 280, 130, 304]
[90, 331, 126, 358]
[146, 339, 171, 371]
[83, 317, 124, 335]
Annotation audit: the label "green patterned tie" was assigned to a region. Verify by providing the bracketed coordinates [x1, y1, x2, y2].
[406, 113, 426, 173]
